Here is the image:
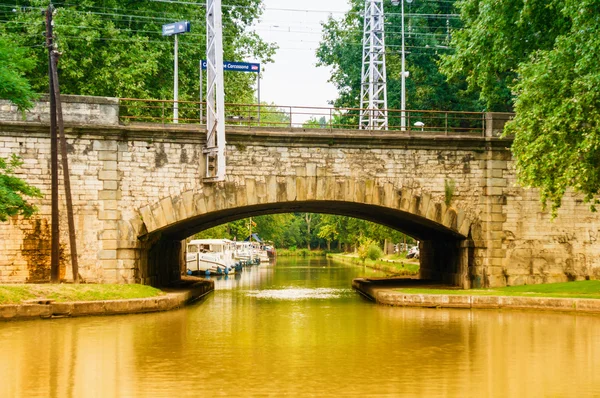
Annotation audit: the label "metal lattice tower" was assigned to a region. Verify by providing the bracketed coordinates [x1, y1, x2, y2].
[359, 0, 388, 130]
[205, 0, 226, 181]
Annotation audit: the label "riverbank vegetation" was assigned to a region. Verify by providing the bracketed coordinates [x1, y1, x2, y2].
[194, 213, 415, 255]
[395, 281, 600, 300]
[0, 284, 164, 305]
[329, 253, 419, 277]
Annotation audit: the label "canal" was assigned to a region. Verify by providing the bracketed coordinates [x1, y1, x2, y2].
[1, 257, 600, 397]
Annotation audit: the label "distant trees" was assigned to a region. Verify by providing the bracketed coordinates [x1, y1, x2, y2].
[195, 213, 414, 252]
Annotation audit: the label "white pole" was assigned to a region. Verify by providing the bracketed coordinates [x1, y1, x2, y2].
[199, 60, 203, 124]
[257, 73, 261, 125]
[401, 0, 406, 131]
[174, 34, 179, 124]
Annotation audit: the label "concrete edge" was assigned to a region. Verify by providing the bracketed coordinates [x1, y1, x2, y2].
[0, 280, 213, 322]
[352, 279, 600, 314]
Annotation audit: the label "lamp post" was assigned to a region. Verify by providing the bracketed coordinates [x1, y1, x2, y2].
[391, 0, 411, 130]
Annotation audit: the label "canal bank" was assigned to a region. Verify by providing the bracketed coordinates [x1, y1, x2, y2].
[328, 253, 420, 276]
[353, 277, 600, 314]
[0, 279, 213, 321]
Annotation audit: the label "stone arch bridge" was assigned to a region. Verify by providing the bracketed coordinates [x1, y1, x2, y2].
[1, 96, 598, 288]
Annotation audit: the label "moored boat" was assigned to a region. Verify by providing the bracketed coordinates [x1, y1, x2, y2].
[186, 239, 237, 275]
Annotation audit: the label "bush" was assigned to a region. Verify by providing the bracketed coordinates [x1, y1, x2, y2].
[298, 248, 310, 257]
[367, 244, 383, 261]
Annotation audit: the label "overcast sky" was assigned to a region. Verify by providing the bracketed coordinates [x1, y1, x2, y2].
[253, 0, 351, 109]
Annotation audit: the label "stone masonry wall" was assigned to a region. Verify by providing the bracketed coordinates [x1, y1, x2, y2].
[0, 97, 599, 286]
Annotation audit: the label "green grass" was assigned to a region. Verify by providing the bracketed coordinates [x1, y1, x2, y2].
[395, 281, 600, 299]
[328, 253, 420, 276]
[0, 284, 164, 305]
[277, 249, 328, 257]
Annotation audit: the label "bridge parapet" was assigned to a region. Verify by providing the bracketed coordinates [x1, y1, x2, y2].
[0, 95, 119, 126]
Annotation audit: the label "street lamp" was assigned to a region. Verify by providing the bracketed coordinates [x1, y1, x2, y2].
[391, 0, 412, 130]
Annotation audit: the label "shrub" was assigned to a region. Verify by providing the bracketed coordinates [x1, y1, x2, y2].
[367, 244, 383, 261]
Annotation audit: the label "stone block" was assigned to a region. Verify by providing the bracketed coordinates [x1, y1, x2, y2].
[180, 190, 195, 219]
[575, 299, 600, 314]
[102, 160, 118, 171]
[286, 176, 297, 201]
[103, 200, 118, 211]
[98, 210, 121, 221]
[267, 176, 277, 203]
[471, 295, 500, 309]
[93, 140, 118, 152]
[103, 181, 119, 190]
[98, 170, 118, 181]
[245, 179, 257, 205]
[139, 205, 157, 232]
[296, 177, 307, 201]
[99, 230, 118, 240]
[194, 192, 207, 215]
[98, 250, 117, 260]
[98, 151, 118, 161]
[159, 197, 176, 225]
[101, 240, 118, 250]
[71, 301, 106, 317]
[98, 190, 121, 200]
[419, 192, 431, 217]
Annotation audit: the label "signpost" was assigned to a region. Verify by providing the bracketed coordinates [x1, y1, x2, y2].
[162, 21, 191, 123]
[199, 60, 261, 123]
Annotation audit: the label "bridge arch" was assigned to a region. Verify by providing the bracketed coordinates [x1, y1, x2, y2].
[134, 176, 478, 288]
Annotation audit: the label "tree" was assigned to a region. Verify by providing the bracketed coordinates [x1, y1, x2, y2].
[1, 1, 275, 105]
[317, 0, 481, 121]
[440, 0, 570, 112]
[443, 0, 599, 212]
[508, 0, 600, 214]
[0, 36, 37, 110]
[0, 155, 43, 221]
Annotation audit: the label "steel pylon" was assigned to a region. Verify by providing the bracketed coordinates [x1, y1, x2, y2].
[359, 0, 388, 130]
[205, 0, 226, 181]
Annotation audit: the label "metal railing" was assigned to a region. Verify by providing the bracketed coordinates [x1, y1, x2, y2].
[119, 98, 486, 136]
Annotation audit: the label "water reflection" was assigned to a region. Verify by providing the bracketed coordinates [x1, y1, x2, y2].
[1, 258, 599, 397]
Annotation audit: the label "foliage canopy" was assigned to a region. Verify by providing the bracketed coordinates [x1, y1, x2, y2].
[0, 35, 37, 110]
[0, 155, 43, 221]
[443, 0, 600, 213]
[0, 0, 276, 104]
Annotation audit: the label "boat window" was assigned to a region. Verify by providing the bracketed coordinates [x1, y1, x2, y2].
[188, 245, 198, 253]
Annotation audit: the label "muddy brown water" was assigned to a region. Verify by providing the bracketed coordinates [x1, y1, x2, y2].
[1, 257, 599, 397]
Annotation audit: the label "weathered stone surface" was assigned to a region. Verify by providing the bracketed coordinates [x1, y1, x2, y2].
[0, 97, 599, 287]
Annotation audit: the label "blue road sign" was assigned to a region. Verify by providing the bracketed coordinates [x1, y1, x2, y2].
[201, 60, 260, 73]
[162, 21, 191, 36]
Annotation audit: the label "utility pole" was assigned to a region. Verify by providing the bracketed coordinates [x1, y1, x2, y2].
[359, 0, 389, 130]
[48, 16, 80, 283]
[204, 0, 226, 181]
[45, 5, 60, 283]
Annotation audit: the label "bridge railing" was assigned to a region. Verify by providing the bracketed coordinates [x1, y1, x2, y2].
[119, 98, 486, 136]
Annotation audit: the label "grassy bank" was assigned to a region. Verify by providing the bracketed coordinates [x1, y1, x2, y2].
[0, 284, 164, 305]
[328, 253, 420, 276]
[277, 248, 328, 257]
[395, 281, 600, 299]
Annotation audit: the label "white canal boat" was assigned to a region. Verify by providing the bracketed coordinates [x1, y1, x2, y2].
[186, 239, 236, 275]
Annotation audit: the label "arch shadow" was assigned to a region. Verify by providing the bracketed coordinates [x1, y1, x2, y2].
[135, 178, 477, 288]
